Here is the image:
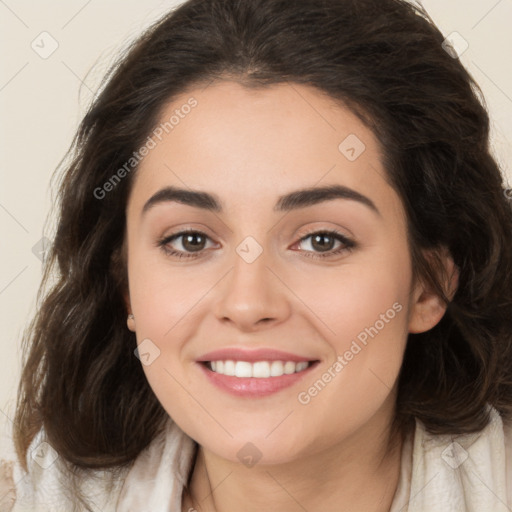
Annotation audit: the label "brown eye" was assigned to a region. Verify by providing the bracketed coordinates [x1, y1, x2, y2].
[295, 230, 356, 259]
[157, 230, 215, 259]
[310, 233, 337, 252]
[180, 232, 207, 252]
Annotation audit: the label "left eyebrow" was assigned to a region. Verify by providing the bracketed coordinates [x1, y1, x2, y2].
[274, 184, 380, 215]
[141, 184, 380, 217]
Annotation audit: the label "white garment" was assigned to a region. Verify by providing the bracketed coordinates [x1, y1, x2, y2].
[1, 406, 511, 511]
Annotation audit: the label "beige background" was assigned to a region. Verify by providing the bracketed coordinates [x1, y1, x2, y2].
[1, 0, 511, 440]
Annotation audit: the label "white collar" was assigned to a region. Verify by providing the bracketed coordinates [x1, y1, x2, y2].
[8, 405, 511, 511]
[116, 406, 511, 511]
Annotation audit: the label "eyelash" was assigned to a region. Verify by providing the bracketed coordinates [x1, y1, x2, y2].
[156, 228, 356, 260]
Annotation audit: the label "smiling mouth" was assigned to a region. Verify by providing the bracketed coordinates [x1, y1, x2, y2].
[201, 359, 319, 378]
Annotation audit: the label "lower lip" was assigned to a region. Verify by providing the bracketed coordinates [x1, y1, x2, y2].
[197, 361, 320, 398]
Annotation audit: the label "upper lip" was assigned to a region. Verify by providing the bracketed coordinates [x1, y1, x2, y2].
[196, 348, 319, 363]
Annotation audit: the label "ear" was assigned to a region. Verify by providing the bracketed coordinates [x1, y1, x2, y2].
[124, 291, 137, 332]
[110, 241, 135, 331]
[408, 247, 459, 334]
[122, 284, 137, 332]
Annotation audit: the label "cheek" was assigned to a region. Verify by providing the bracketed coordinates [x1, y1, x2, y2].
[292, 253, 411, 343]
[127, 255, 202, 415]
[128, 248, 209, 338]
[289, 250, 412, 392]
[331, 273, 408, 349]
[291, 251, 411, 424]
[127, 251, 213, 398]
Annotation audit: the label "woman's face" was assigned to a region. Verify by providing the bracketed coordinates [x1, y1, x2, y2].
[124, 80, 440, 464]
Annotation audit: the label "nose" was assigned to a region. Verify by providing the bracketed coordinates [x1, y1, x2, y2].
[212, 246, 292, 332]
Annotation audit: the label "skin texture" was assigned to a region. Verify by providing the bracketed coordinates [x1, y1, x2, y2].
[124, 81, 451, 512]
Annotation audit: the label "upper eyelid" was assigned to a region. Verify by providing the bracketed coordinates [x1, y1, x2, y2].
[162, 230, 218, 249]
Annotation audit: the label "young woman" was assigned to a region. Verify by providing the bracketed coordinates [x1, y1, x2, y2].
[2, 0, 511, 510]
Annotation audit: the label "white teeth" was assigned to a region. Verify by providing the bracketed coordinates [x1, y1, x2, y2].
[224, 360, 235, 376]
[284, 361, 297, 374]
[235, 361, 253, 378]
[270, 361, 283, 377]
[207, 360, 312, 378]
[295, 362, 309, 372]
[253, 361, 270, 378]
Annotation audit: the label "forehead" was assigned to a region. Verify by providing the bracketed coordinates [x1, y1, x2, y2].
[127, 80, 398, 218]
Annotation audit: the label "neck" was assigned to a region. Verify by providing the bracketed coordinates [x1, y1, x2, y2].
[183, 405, 405, 512]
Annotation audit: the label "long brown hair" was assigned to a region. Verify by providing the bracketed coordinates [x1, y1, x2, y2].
[14, 0, 512, 489]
